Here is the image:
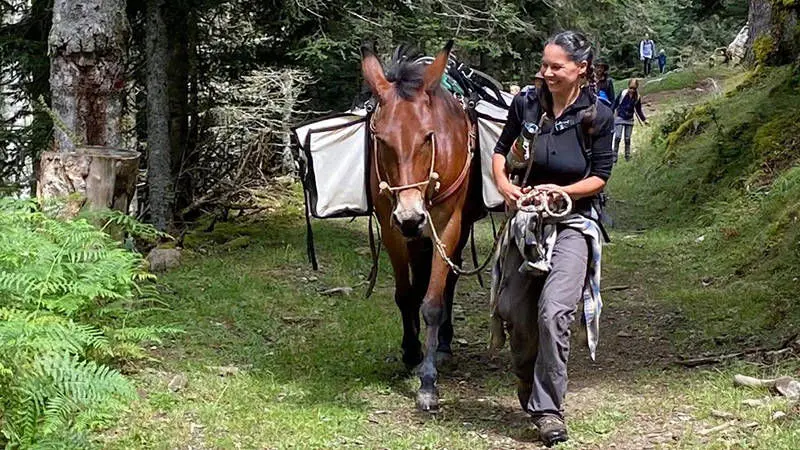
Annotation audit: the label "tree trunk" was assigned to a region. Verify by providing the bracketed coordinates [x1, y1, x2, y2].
[185, 10, 201, 210]
[166, 6, 190, 212]
[746, 0, 799, 66]
[42, 0, 138, 213]
[146, 0, 173, 231]
[48, 0, 128, 151]
[37, 147, 139, 216]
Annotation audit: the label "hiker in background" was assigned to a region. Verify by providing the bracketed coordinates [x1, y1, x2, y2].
[639, 34, 655, 76]
[612, 78, 648, 162]
[657, 49, 667, 74]
[510, 84, 521, 95]
[595, 62, 614, 107]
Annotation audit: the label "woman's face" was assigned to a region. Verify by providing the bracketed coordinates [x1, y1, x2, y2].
[541, 43, 586, 95]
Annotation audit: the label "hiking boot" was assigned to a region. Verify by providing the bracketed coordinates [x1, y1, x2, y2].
[534, 414, 568, 447]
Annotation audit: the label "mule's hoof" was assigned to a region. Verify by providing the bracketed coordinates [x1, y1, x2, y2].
[403, 353, 423, 372]
[416, 390, 440, 412]
[435, 351, 453, 366]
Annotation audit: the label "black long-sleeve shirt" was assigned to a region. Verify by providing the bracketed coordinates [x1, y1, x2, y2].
[493, 87, 615, 216]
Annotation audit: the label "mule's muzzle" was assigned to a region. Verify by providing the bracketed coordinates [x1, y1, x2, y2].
[393, 210, 427, 238]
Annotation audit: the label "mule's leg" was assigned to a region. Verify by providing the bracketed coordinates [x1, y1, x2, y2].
[417, 217, 463, 411]
[436, 270, 457, 361]
[437, 223, 471, 360]
[381, 225, 421, 369]
[405, 238, 432, 367]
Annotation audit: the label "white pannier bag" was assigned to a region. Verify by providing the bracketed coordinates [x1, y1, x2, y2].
[292, 109, 370, 218]
[475, 90, 515, 209]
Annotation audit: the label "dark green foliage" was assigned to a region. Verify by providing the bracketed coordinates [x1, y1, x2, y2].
[290, 0, 748, 111]
[0, 198, 179, 447]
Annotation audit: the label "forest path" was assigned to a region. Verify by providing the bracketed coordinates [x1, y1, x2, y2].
[101, 73, 800, 450]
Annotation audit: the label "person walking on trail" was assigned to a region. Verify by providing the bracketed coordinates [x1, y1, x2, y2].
[490, 30, 614, 447]
[612, 78, 648, 162]
[640, 34, 656, 76]
[595, 62, 614, 107]
[657, 49, 667, 74]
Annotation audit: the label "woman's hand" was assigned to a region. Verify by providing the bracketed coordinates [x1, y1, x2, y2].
[498, 179, 524, 208]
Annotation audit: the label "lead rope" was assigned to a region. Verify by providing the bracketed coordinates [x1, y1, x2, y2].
[425, 187, 572, 276]
[516, 188, 573, 218]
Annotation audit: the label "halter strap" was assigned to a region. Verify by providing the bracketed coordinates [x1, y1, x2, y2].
[370, 105, 474, 206]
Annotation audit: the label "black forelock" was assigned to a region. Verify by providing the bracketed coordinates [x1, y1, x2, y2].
[385, 44, 425, 100]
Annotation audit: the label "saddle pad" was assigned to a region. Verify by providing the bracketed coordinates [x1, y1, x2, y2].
[293, 109, 370, 218]
[476, 91, 514, 209]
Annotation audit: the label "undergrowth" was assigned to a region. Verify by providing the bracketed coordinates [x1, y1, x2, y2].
[0, 198, 178, 448]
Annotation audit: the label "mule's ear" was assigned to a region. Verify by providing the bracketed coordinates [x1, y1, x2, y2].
[361, 43, 390, 99]
[422, 40, 454, 92]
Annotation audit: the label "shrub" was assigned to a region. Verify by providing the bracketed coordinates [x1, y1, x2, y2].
[0, 198, 177, 447]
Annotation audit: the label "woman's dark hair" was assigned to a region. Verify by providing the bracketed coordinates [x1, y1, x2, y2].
[536, 31, 596, 118]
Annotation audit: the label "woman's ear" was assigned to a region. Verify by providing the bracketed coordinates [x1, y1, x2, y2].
[578, 61, 588, 77]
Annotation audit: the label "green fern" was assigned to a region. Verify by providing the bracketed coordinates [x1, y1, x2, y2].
[0, 198, 180, 448]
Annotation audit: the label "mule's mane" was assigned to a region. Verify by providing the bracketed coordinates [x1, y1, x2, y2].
[383, 45, 464, 117]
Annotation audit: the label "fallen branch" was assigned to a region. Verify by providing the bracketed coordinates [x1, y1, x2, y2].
[676, 335, 799, 367]
[697, 420, 736, 436]
[602, 285, 631, 292]
[734, 375, 800, 399]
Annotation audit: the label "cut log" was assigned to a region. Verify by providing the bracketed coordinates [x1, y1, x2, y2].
[37, 146, 140, 216]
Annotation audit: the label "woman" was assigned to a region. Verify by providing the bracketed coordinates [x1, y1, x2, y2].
[491, 31, 614, 446]
[612, 78, 648, 162]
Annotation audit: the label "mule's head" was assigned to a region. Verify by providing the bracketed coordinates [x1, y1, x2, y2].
[361, 41, 453, 238]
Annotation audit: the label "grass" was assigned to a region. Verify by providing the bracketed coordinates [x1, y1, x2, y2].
[608, 64, 800, 351]
[95, 65, 800, 448]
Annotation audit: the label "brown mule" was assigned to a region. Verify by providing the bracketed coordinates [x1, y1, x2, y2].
[361, 42, 482, 411]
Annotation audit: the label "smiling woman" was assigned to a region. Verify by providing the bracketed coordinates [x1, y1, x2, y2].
[489, 30, 615, 447]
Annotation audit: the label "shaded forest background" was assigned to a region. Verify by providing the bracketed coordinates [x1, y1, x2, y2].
[1, 0, 747, 229]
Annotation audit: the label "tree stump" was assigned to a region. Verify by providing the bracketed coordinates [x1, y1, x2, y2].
[37, 146, 140, 216]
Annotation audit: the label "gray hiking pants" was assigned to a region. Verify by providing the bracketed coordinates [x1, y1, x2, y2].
[496, 227, 588, 418]
[613, 122, 633, 162]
